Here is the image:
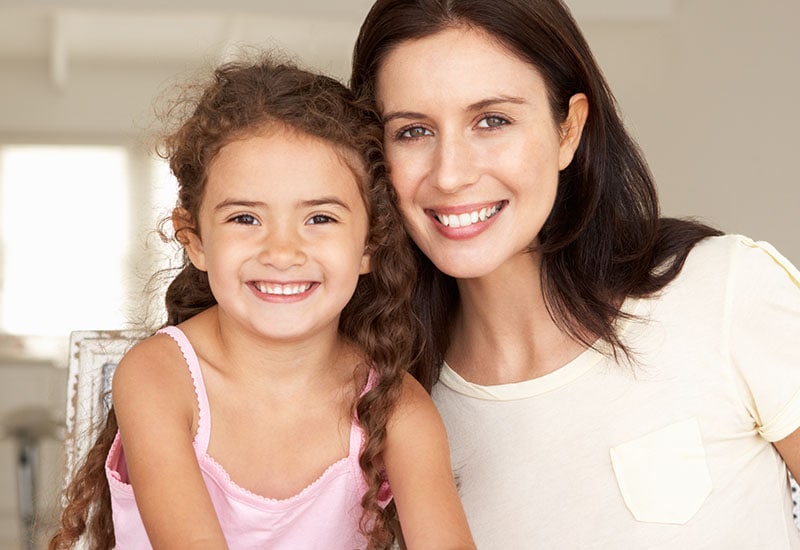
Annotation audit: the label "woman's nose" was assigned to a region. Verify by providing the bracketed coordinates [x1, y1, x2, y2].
[257, 229, 306, 270]
[430, 133, 479, 193]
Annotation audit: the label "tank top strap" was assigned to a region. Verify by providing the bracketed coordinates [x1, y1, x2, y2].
[349, 368, 379, 460]
[156, 326, 212, 453]
[350, 368, 392, 504]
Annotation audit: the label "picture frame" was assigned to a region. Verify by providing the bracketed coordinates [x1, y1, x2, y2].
[64, 330, 145, 481]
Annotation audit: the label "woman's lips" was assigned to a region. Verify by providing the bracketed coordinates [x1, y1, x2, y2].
[429, 201, 505, 228]
[424, 200, 507, 239]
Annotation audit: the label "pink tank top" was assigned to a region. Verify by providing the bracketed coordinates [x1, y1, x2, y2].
[106, 326, 387, 549]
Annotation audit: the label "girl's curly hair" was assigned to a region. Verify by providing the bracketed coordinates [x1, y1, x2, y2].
[50, 55, 418, 550]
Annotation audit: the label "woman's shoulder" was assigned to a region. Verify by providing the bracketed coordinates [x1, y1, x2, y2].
[686, 233, 752, 260]
[687, 234, 798, 279]
[656, 234, 799, 310]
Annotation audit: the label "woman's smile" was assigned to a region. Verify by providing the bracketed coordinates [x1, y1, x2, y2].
[429, 200, 506, 229]
[377, 26, 584, 279]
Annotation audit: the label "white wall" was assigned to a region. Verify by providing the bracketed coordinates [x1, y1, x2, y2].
[581, 0, 799, 262]
[0, 1, 797, 260]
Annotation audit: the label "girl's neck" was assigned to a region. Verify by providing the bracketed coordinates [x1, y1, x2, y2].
[446, 251, 588, 385]
[182, 308, 363, 501]
[184, 307, 362, 398]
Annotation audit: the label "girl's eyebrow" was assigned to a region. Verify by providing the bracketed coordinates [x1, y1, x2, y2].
[213, 199, 265, 211]
[213, 197, 351, 211]
[383, 95, 527, 123]
[300, 197, 352, 211]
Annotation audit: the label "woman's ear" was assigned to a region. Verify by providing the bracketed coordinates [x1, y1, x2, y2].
[558, 93, 589, 171]
[172, 207, 207, 272]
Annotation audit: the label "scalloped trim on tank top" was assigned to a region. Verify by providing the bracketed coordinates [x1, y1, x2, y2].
[199, 451, 358, 507]
[157, 326, 371, 507]
[156, 326, 211, 451]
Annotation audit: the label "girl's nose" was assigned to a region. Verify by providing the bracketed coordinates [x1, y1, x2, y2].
[257, 230, 306, 270]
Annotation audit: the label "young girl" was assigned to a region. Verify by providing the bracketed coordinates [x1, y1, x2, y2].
[50, 57, 474, 549]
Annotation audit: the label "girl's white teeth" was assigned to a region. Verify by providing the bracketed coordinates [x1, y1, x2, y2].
[438, 203, 501, 228]
[256, 282, 312, 295]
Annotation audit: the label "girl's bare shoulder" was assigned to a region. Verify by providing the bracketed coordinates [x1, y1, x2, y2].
[111, 331, 196, 419]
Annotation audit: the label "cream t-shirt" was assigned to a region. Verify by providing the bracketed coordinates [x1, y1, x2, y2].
[433, 235, 800, 549]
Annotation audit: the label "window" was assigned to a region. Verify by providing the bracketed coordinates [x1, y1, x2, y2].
[0, 144, 176, 360]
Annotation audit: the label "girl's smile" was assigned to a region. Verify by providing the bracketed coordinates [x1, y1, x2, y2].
[248, 280, 317, 300]
[182, 127, 371, 342]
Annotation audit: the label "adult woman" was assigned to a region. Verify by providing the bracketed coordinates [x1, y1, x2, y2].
[351, 0, 800, 547]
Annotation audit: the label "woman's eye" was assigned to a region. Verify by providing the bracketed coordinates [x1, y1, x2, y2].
[230, 214, 259, 225]
[396, 126, 433, 140]
[307, 214, 336, 225]
[476, 116, 509, 129]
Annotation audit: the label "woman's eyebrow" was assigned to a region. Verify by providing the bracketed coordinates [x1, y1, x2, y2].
[466, 95, 527, 112]
[382, 110, 426, 123]
[383, 96, 527, 123]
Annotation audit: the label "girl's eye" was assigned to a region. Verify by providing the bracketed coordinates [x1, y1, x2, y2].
[476, 115, 509, 129]
[396, 126, 433, 140]
[307, 214, 336, 225]
[230, 214, 259, 225]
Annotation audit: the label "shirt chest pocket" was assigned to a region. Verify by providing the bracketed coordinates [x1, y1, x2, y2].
[609, 417, 712, 525]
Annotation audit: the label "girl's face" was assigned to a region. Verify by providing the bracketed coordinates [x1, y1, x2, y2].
[376, 27, 586, 280]
[180, 128, 371, 343]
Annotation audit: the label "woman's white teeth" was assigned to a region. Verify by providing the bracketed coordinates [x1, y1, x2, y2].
[438, 203, 501, 228]
[256, 282, 312, 295]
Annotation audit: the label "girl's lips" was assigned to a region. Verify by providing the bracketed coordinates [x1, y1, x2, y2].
[426, 200, 506, 228]
[248, 281, 318, 301]
[252, 281, 314, 296]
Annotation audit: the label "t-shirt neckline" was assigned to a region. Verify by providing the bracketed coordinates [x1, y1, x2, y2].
[438, 296, 641, 401]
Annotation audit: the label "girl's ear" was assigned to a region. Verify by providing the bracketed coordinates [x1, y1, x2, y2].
[558, 93, 589, 171]
[359, 245, 372, 275]
[359, 253, 372, 275]
[172, 208, 207, 272]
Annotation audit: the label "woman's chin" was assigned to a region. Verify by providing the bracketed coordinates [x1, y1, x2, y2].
[423, 246, 540, 282]
[422, 250, 503, 280]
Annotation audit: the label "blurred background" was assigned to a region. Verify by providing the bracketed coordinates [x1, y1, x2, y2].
[0, 0, 797, 547]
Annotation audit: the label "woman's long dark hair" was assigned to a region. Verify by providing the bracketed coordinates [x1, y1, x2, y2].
[351, 0, 721, 389]
[50, 56, 418, 550]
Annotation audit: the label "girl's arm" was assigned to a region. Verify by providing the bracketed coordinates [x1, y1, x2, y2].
[383, 373, 476, 549]
[112, 334, 228, 549]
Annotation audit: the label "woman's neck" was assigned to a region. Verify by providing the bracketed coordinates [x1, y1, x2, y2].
[446, 251, 588, 385]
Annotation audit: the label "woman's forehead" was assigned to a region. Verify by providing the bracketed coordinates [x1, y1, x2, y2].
[375, 27, 546, 112]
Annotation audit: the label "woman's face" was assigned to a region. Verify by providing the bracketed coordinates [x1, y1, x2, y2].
[376, 26, 586, 279]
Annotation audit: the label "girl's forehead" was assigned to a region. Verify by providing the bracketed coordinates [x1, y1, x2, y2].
[203, 130, 369, 210]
